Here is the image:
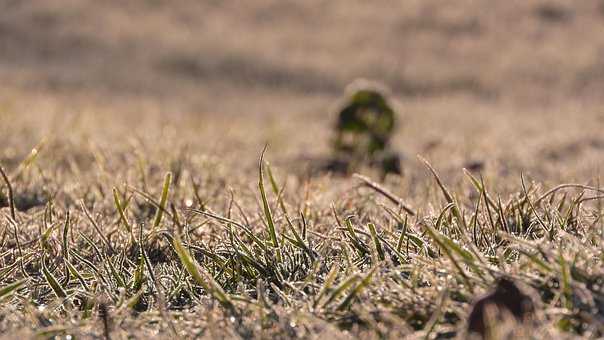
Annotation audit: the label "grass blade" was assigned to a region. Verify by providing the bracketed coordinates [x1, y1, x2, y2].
[423, 224, 474, 291]
[113, 187, 133, 235]
[367, 223, 385, 261]
[419, 156, 467, 231]
[11, 138, 46, 180]
[66, 260, 89, 291]
[172, 233, 234, 310]
[0, 279, 26, 300]
[0, 165, 16, 220]
[258, 146, 281, 259]
[62, 211, 71, 261]
[41, 256, 67, 299]
[322, 273, 361, 308]
[313, 264, 339, 308]
[336, 267, 376, 311]
[152, 172, 172, 232]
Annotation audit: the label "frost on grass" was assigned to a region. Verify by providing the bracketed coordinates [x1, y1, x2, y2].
[0, 148, 603, 339]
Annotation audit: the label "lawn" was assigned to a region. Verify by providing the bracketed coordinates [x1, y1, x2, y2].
[0, 1, 603, 339]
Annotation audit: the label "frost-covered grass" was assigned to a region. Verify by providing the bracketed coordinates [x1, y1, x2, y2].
[0, 137, 602, 339]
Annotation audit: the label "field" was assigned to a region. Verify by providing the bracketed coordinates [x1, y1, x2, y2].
[1, 1, 604, 339]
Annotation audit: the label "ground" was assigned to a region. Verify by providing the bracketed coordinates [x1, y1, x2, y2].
[0, 1, 603, 339]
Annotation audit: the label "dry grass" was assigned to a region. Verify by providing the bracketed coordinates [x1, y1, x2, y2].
[0, 137, 603, 339]
[1, 1, 604, 339]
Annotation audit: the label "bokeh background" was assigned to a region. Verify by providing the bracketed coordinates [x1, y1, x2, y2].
[1, 0, 604, 184]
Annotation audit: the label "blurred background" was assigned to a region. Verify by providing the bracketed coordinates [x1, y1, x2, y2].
[1, 0, 603, 183]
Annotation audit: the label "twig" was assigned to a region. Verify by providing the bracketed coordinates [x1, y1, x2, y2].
[353, 173, 416, 216]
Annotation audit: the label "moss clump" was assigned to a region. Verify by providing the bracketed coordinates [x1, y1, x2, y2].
[331, 79, 401, 175]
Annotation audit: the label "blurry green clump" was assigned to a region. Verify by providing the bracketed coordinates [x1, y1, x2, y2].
[329, 79, 401, 176]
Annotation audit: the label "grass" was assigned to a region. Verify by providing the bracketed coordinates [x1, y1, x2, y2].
[2, 2, 604, 338]
[0, 141, 602, 339]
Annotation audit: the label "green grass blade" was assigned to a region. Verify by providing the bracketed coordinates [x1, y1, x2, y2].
[125, 288, 145, 310]
[344, 218, 370, 255]
[423, 224, 474, 291]
[152, 172, 172, 231]
[62, 211, 70, 261]
[265, 160, 281, 198]
[0, 279, 26, 300]
[104, 255, 127, 289]
[113, 187, 132, 234]
[396, 214, 408, 252]
[40, 223, 59, 251]
[336, 267, 376, 311]
[419, 156, 467, 231]
[463, 168, 497, 209]
[322, 273, 361, 308]
[558, 250, 572, 309]
[66, 260, 89, 291]
[11, 138, 46, 180]
[131, 251, 146, 292]
[367, 223, 385, 261]
[313, 264, 339, 308]
[172, 233, 234, 310]
[41, 256, 67, 299]
[190, 208, 266, 251]
[258, 146, 281, 258]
